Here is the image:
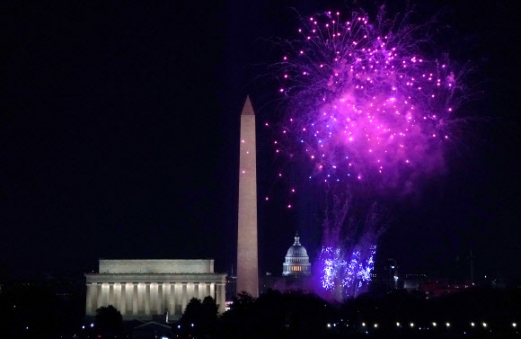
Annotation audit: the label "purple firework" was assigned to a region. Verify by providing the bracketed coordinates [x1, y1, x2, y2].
[270, 6, 470, 299]
[275, 7, 468, 192]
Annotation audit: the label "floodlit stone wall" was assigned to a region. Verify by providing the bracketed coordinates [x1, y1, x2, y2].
[99, 259, 214, 274]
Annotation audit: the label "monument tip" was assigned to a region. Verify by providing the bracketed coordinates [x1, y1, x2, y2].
[241, 95, 255, 116]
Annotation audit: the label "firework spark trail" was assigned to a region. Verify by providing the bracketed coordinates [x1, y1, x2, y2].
[317, 198, 383, 299]
[271, 6, 470, 299]
[275, 7, 467, 192]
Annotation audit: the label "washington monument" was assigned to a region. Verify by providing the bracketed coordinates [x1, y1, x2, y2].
[236, 96, 259, 297]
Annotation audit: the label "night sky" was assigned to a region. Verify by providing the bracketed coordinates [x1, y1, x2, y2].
[2, 0, 521, 282]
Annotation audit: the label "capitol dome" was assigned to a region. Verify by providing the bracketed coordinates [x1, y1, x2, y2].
[283, 233, 311, 276]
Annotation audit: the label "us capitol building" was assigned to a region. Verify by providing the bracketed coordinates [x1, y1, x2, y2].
[282, 233, 311, 277]
[259, 233, 313, 294]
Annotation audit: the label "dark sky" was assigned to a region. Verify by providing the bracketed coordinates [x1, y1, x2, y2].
[2, 0, 521, 282]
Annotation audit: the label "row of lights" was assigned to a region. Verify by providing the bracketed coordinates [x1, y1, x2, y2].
[328, 322, 518, 329]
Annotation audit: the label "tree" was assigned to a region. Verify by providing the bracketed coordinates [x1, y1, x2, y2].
[95, 305, 123, 335]
[179, 296, 218, 338]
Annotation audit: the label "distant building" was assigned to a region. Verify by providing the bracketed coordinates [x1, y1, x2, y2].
[225, 274, 237, 301]
[283, 233, 311, 277]
[261, 233, 312, 293]
[403, 273, 427, 290]
[370, 258, 400, 292]
[403, 273, 474, 298]
[85, 259, 226, 321]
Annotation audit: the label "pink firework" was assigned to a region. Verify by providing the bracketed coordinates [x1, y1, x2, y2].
[274, 7, 468, 192]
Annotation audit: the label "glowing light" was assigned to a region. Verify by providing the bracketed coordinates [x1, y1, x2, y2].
[274, 7, 468, 192]
[270, 4, 472, 301]
[319, 245, 376, 297]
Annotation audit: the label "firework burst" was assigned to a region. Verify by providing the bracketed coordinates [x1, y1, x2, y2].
[274, 7, 467, 192]
[268, 5, 471, 299]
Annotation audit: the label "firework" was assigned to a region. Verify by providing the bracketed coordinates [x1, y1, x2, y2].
[270, 6, 470, 299]
[319, 245, 376, 299]
[274, 7, 466, 192]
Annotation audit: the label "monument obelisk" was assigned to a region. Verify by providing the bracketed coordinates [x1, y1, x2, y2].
[236, 96, 259, 297]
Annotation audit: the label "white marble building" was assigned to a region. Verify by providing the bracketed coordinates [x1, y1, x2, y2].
[85, 259, 226, 320]
[282, 233, 311, 277]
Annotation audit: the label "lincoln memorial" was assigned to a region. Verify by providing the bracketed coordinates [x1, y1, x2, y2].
[85, 259, 226, 320]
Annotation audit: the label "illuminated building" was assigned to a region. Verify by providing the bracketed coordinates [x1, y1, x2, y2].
[260, 233, 312, 293]
[85, 259, 226, 321]
[282, 233, 311, 277]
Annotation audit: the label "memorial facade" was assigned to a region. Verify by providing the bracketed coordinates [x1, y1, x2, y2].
[85, 259, 226, 320]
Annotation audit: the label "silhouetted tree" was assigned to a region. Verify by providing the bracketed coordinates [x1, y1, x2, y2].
[95, 305, 122, 335]
[179, 296, 218, 338]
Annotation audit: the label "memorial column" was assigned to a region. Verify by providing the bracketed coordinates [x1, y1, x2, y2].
[86, 283, 95, 315]
[144, 283, 151, 315]
[132, 283, 139, 315]
[157, 283, 163, 314]
[181, 283, 188, 314]
[120, 283, 126, 315]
